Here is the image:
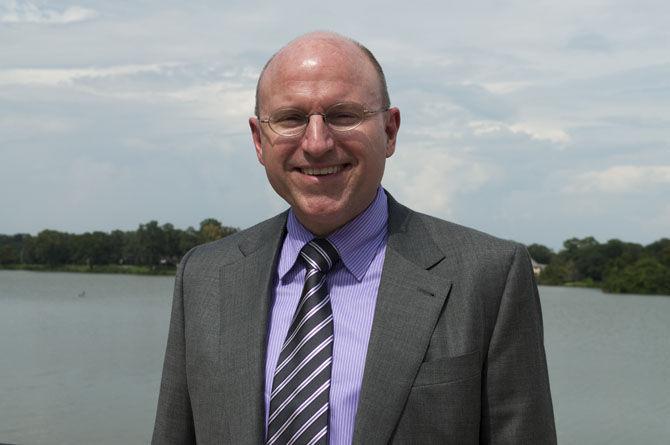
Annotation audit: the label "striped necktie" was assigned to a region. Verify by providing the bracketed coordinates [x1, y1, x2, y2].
[267, 238, 340, 445]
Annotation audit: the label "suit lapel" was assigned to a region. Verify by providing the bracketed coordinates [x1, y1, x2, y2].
[217, 213, 287, 442]
[353, 196, 452, 444]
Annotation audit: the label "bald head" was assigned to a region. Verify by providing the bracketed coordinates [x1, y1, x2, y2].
[254, 32, 390, 117]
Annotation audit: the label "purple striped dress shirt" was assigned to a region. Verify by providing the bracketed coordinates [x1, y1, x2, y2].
[264, 187, 388, 445]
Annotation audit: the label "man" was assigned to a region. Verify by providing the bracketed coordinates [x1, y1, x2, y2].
[152, 32, 556, 444]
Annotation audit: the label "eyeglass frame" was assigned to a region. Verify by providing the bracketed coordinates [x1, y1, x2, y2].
[258, 102, 390, 137]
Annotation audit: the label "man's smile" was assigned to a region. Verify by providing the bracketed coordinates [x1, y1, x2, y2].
[297, 164, 349, 176]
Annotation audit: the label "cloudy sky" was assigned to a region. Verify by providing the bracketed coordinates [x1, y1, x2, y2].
[1, 0, 668, 249]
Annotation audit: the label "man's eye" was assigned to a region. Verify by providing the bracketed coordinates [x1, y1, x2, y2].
[327, 111, 360, 126]
[273, 112, 305, 128]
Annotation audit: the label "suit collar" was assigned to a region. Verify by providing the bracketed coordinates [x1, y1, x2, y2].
[216, 211, 287, 442]
[353, 192, 452, 443]
[385, 191, 445, 270]
[237, 211, 288, 258]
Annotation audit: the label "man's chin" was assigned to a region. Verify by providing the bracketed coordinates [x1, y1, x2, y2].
[292, 200, 350, 235]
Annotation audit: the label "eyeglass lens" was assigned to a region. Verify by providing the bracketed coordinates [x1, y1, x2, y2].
[269, 103, 366, 135]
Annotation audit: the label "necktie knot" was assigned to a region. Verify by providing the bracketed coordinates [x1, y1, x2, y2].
[300, 238, 340, 273]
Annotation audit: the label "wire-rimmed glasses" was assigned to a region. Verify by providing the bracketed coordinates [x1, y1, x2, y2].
[259, 102, 389, 137]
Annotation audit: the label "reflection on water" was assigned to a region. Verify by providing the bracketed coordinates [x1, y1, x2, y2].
[1, 271, 669, 444]
[540, 286, 670, 445]
[0, 271, 173, 444]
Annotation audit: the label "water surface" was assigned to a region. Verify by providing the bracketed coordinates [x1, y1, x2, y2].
[1, 271, 668, 444]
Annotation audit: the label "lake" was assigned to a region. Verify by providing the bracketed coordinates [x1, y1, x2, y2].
[1, 270, 668, 444]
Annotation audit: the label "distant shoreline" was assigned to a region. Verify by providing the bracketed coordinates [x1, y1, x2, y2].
[2, 265, 668, 297]
[3, 223, 668, 296]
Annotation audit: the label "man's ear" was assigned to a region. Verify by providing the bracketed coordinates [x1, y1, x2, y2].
[384, 107, 401, 158]
[249, 117, 265, 165]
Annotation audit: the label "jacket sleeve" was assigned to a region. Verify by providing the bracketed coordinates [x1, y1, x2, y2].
[480, 244, 557, 444]
[152, 248, 197, 444]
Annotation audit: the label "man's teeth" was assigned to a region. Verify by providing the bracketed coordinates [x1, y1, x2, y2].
[301, 166, 342, 175]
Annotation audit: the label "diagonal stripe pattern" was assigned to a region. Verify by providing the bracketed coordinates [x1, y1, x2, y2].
[267, 238, 340, 445]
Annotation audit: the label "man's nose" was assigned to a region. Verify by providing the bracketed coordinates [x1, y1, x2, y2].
[301, 114, 334, 156]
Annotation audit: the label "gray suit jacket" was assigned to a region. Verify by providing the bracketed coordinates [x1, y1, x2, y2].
[152, 194, 556, 444]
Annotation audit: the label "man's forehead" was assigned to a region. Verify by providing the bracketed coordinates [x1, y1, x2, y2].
[267, 36, 367, 79]
[254, 32, 386, 116]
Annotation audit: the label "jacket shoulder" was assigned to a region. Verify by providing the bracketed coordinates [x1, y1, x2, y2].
[386, 190, 523, 264]
[416, 211, 522, 258]
[180, 211, 288, 272]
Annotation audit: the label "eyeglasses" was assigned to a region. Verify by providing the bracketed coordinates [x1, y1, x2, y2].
[259, 102, 389, 137]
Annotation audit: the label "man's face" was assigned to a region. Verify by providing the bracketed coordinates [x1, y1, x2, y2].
[249, 37, 400, 235]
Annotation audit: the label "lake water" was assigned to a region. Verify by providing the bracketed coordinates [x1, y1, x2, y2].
[1, 270, 668, 444]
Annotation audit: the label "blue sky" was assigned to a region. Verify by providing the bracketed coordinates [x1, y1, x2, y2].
[1, 0, 668, 249]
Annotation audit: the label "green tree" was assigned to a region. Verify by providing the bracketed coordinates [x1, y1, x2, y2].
[73, 231, 113, 267]
[556, 237, 639, 283]
[527, 244, 554, 264]
[563, 236, 599, 255]
[161, 223, 181, 265]
[19, 234, 36, 264]
[32, 230, 72, 266]
[109, 230, 127, 264]
[611, 240, 643, 266]
[538, 257, 578, 285]
[135, 221, 166, 265]
[603, 257, 670, 295]
[645, 238, 670, 267]
[0, 245, 18, 264]
[573, 246, 608, 282]
[0, 234, 32, 264]
[179, 226, 199, 256]
[199, 218, 237, 244]
[199, 218, 225, 243]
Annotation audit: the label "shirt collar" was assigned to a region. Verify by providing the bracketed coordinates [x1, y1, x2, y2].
[278, 187, 388, 282]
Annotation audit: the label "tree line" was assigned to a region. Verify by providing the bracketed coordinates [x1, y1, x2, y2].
[1, 224, 668, 295]
[0, 219, 237, 271]
[528, 237, 670, 295]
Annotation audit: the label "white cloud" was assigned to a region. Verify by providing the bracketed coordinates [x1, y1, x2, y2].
[164, 82, 255, 121]
[386, 148, 497, 218]
[508, 122, 571, 145]
[0, 1, 97, 24]
[469, 120, 571, 145]
[1, 0, 669, 246]
[564, 165, 670, 194]
[0, 64, 169, 87]
[0, 64, 255, 123]
[468, 120, 506, 136]
[480, 81, 532, 94]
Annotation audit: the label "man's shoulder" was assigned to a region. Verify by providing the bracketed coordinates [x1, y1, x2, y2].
[180, 211, 288, 269]
[417, 211, 519, 254]
[394, 202, 532, 286]
[389, 196, 521, 257]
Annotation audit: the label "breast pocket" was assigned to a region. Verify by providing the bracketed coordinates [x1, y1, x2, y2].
[393, 350, 482, 443]
[413, 350, 481, 387]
